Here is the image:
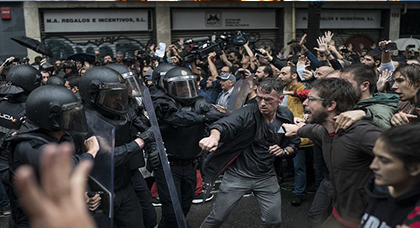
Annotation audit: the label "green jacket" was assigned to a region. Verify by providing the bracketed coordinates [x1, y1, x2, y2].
[354, 93, 399, 129]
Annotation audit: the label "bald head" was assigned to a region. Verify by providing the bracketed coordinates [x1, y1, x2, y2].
[315, 66, 335, 79]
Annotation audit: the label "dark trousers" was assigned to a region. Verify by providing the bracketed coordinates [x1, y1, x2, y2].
[307, 178, 333, 227]
[154, 162, 197, 228]
[114, 185, 144, 228]
[131, 170, 157, 228]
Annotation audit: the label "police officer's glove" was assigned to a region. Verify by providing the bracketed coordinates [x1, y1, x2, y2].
[138, 127, 155, 145]
[145, 142, 161, 171]
[203, 108, 226, 123]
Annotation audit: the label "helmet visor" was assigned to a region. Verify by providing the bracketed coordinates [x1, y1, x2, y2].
[61, 101, 88, 135]
[122, 72, 143, 98]
[166, 76, 198, 99]
[97, 83, 129, 114]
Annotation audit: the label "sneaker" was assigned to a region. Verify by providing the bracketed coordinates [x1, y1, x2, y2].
[192, 193, 214, 204]
[291, 195, 303, 206]
[151, 197, 162, 207]
[280, 183, 294, 191]
[0, 204, 10, 216]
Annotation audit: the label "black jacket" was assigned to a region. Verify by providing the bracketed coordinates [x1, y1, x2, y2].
[7, 130, 92, 228]
[153, 95, 219, 160]
[298, 120, 383, 226]
[360, 177, 420, 228]
[202, 103, 300, 187]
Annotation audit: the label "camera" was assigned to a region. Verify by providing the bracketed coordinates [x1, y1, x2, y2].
[183, 30, 251, 61]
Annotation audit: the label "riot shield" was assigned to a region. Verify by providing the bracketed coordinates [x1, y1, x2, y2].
[123, 73, 187, 228]
[226, 77, 251, 115]
[85, 112, 115, 228]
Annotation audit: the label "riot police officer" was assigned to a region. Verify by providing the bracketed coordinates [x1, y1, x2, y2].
[105, 63, 157, 228]
[79, 67, 146, 228]
[152, 66, 224, 228]
[149, 63, 177, 98]
[0, 65, 42, 183]
[7, 85, 99, 228]
[0, 65, 42, 144]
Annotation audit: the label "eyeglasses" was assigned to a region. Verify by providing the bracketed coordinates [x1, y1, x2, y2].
[307, 96, 325, 102]
[256, 96, 275, 103]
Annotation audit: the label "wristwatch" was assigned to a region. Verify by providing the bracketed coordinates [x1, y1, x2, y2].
[284, 149, 290, 156]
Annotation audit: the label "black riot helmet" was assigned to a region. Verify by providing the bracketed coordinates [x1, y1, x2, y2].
[1, 65, 42, 95]
[163, 67, 199, 101]
[152, 63, 176, 89]
[106, 63, 142, 99]
[26, 85, 88, 135]
[79, 67, 129, 115]
[46, 76, 66, 86]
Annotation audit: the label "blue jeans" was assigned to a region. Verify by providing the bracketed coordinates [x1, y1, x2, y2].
[201, 171, 282, 228]
[293, 147, 313, 196]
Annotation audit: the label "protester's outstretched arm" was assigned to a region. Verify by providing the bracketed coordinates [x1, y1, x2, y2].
[220, 51, 233, 68]
[199, 129, 221, 152]
[190, 60, 200, 76]
[243, 42, 256, 70]
[378, 40, 395, 73]
[207, 52, 219, 78]
[377, 69, 392, 93]
[298, 34, 321, 68]
[325, 31, 344, 60]
[14, 143, 96, 228]
[0, 56, 15, 75]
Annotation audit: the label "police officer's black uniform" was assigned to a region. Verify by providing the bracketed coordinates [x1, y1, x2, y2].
[7, 86, 92, 228]
[106, 63, 157, 228]
[0, 65, 42, 189]
[79, 67, 145, 228]
[152, 67, 224, 228]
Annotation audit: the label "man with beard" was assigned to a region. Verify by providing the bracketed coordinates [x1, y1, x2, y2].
[390, 64, 420, 126]
[283, 78, 383, 228]
[337, 64, 399, 129]
[279, 65, 313, 206]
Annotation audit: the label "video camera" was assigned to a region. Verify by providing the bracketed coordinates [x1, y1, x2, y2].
[183, 31, 249, 61]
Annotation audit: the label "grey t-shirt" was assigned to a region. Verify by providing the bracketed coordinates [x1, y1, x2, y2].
[227, 117, 286, 178]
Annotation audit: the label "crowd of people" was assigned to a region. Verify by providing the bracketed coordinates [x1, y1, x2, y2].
[0, 29, 420, 228]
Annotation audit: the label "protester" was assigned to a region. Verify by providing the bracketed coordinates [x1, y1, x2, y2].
[200, 78, 300, 228]
[279, 65, 313, 206]
[336, 64, 399, 129]
[360, 124, 420, 228]
[215, 73, 235, 111]
[283, 78, 383, 227]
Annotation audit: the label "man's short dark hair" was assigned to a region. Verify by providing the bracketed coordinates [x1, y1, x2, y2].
[367, 50, 381, 63]
[258, 78, 283, 96]
[311, 78, 357, 114]
[342, 63, 377, 94]
[262, 65, 273, 78]
[395, 63, 420, 87]
[66, 76, 80, 89]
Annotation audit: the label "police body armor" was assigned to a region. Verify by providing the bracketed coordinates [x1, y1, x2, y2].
[85, 107, 138, 191]
[0, 99, 26, 146]
[157, 95, 206, 160]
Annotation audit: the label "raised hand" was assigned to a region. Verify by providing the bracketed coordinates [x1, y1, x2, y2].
[377, 69, 392, 92]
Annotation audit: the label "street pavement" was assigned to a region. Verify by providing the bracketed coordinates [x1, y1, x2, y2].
[0, 181, 315, 228]
[157, 180, 316, 228]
